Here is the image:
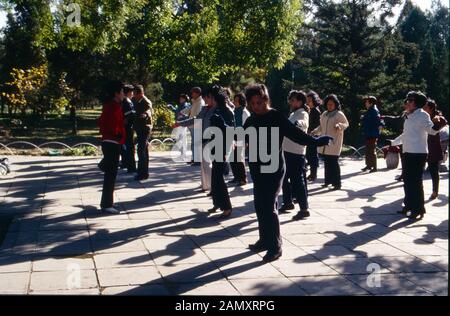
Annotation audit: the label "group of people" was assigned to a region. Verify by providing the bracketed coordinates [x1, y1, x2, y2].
[98, 83, 153, 214]
[97, 80, 447, 262]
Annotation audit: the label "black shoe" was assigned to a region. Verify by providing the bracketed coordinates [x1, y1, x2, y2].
[407, 210, 425, 220]
[321, 183, 330, 188]
[191, 162, 201, 166]
[219, 209, 232, 218]
[206, 192, 212, 197]
[249, 242, 268, 253]
[134, 174, 149, 181]
[278, 203, 295, 213]
[263, 250, 282, 263]
[331, 185, 341, 191]
[292, 210, 310, 221]
[361, 166, 370, 172]
[369, 168, 378, 173]
[395, 175, 403, 182]
[207, 206, 219, 213]
[429, 192, 438, 200]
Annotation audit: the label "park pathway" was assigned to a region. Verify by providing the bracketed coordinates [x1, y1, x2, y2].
[0, 153, 447, 295]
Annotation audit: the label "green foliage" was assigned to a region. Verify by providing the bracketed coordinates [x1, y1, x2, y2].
[152, 103, 175, 131]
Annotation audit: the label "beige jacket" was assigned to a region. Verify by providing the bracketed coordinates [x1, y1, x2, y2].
[282, 108, 309, 155]
[312, 110, 349, 156]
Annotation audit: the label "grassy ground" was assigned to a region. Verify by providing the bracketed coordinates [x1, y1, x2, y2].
[1, 107, 173, 144]
[0, 107, 173, 155]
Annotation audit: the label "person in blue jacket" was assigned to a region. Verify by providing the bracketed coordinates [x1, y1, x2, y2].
[361, 96, 384, 173]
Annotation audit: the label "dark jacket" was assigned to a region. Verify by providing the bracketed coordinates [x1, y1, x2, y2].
[243, 109, 318, 175]
[122, 98, 135, 130]
[209, 105, 235, 158]
[363, 105, 384, 138]
[308, 106, 321, 134]
[428, 133, 443, 163]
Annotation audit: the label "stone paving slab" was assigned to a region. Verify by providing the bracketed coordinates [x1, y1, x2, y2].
[0, 153, 447, 295]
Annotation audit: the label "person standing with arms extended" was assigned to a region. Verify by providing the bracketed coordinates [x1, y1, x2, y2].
[279, 90, 311, 221]
[361, 96, 384, 173]
[243, 84, 333, 263]
[305, 91, 322, 182]
[207, 86, 235, 218]
[391, 91, 447, 220]
[312, 94, 349, 190]
[176, 87, 217, 192]
[133, 85, 153, 181]
[98, 81, 126, 214]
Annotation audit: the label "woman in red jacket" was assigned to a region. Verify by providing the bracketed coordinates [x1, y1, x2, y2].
[98, 81, 126, 214]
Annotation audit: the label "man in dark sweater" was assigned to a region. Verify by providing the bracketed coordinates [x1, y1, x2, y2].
[133, 85, 153, 181]
[120, 84, 137, 173]
[361, 96, 384, 173]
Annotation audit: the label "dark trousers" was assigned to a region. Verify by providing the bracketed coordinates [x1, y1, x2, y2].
[365, 138, 378, 169]
[211, 161, 232, 210]
[136, 130, 150, 177]
[399, 151, 405, 178]
[230, 146, 247, 182]
[428, 162, 440, 194]
[100, 142, 121, 209]
[323, 154, 341, 186]
[121, 128, 136, 172]
[251, 168, 284, 253]
[306, 144, 319, 176]
[403, 153, 427, 212]
[282, 152, 308, 210]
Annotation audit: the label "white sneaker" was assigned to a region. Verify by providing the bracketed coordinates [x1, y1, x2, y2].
[102, 207, 120, 214]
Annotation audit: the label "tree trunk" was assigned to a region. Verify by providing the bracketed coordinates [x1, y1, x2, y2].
[70, 105, 77, 135]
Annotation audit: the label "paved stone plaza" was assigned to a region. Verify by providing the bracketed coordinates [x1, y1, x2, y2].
[0, 153, 448, 295]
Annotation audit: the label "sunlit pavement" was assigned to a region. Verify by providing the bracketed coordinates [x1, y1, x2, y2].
[0, 153, 447, 295]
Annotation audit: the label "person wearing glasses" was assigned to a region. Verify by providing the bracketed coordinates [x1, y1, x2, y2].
[390, 91, 447, 220]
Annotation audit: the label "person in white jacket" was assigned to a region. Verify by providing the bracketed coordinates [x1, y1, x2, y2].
[279, 90, 312, 221]
[188, 87, 205, 165]
[390, 91, 447, 220]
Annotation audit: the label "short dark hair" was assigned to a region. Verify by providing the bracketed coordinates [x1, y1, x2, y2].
[191, 87, 202, 94]
[245, 84, 270, 105]
[234, 93, 247, 108]
[134, 84, 144, 94]
[323, 94, 342, 111]
[307, 90, 322, 108]
[426, 99, 442, 117]
[103, 80, 124, 102]
[123, 84, 134, 94]
[406, 91, 427, 108]
[288, 90, 308, 112]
